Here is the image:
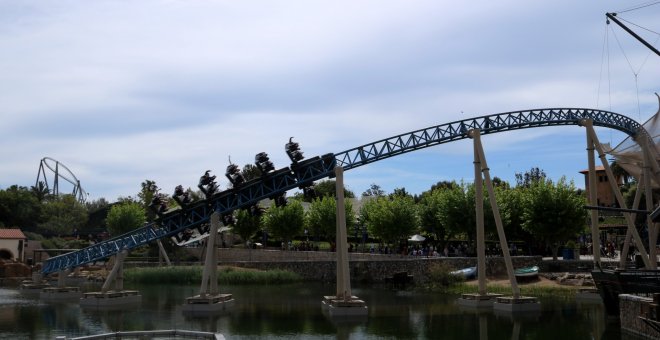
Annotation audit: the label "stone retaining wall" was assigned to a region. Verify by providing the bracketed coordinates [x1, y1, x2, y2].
[126, 258, 535, 283]
[134, 248, 606, 281]
[214, 252, 541, 283]
[619, 294, 660, 339]
[539, 260, 595, 273]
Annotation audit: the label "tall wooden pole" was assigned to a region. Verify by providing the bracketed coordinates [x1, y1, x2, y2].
[585, 122, 652, 268]
[102, 250, 128, 293]
[620, 177, 644, 268]
[335, 166, 351, 300]
[641, 141, 658, 268]
[585, 120, 602, 267]
[200, 212, 219, 296]
[471, 130, 487, 296]
[156, 239, 171, 266]
[472, 129, 520, 298]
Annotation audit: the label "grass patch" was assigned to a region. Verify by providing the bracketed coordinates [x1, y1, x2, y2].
[427, 262, 465, 289]
[436, 282, 579, 300]
[424, 263, 579, 299]
[124, 266, 302, 285]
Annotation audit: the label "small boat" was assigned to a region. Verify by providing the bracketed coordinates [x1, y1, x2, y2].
[450, 266, 477, 280]
[514, 266, 539, 278]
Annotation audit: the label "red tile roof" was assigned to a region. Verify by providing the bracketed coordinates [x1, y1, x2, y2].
[579, 166, 606, 174]
[0, 229, 27, 239]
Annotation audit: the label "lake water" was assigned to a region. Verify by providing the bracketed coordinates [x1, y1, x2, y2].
[0, 282, 639, 339]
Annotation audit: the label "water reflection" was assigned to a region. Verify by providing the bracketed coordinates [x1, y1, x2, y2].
[0, 284, 630, 339]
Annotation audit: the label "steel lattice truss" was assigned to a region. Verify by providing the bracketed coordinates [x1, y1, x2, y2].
[41, 154, 336, 274]
[42, 108, 643, 274]
[335, 108, 641, 170]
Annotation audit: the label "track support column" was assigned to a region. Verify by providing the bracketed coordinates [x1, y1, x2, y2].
[321, 166, 367, 318]
[471, 129, 539, 312]
[80, 249, 141, 308]
[620, 176, 644, 268]
[40, 268, 82, 302]
[584, 120, 602, 267]
[182, 212, 234, 315]
[583, 120, 652, 268]
[457, 129, 503, 308]
[157, 239, 171, 266]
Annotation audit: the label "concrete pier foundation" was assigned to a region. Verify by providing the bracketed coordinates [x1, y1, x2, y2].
[456, 293, 504, 308]
[493, 296, 541, 313]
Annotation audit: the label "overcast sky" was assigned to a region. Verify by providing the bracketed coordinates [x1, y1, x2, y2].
[1, 1, 658, 202]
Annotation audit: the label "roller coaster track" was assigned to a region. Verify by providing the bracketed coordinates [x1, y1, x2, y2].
[41, 108, 644, 274]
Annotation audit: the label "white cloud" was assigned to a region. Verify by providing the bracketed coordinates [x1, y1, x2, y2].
[1, 0, 658, 200]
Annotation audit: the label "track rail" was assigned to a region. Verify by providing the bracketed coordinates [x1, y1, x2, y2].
[334, 108, 641, 170]
[41, 108, 643, 274]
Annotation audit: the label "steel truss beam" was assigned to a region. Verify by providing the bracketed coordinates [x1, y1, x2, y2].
[42, 108, 644, 274]
[42, 154, 335, 274]
[334, 108, 642, 170]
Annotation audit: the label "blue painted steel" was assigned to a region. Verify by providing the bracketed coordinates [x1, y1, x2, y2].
[41, 154, 336, 274]
[334, 108, 642, 170]
[41, 108, 643, 274]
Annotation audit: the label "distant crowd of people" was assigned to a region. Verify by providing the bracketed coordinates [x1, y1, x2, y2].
[270, 240, 529, 258]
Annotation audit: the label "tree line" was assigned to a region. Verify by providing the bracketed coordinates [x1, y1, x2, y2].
[0, 166, 640, 260]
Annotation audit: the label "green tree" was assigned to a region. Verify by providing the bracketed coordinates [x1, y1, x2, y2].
[138, 180, 159, 207]
[106, 202, 146, 236]
[263, 200, 305, 246]
[84, 198, 110, 232]
[138, 180, 168, 221]
[0, 185, 42, 229]
[428, 180, 458, 193]
[435, 182, 474, 241]
[497, 185, 529, 243]
[306, 196, 355, 242]
[515, 167, 547, 188]
[30, 181, 50, 202]
[362, 183, 385, 197]
[312, 180, 355, 199]
[521, 178, 586, 260]
[418, 187, 449, 243]
[610, 160, 631, 185]
[234, 208, 262, 247]
[389, 187, 411, 199]
[241, 163, 262, 181]
[360, 195, 419, 246]
[39, 194, 88, 236]
[621, 183, 651, 227]
[492, 176, 509, 189]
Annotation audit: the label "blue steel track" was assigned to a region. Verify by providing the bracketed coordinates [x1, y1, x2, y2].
[41, 108, 643, 274]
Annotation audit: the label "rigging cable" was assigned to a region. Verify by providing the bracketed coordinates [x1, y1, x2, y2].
[599, 24, 613, 143]
[597, 23, 608, 110]
[616, 16, 660, 75]
[618, 16, 660, 36]
[609, 22, 643, 120]
[617, 1, 660, 14]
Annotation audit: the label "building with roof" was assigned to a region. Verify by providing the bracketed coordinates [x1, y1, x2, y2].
[579, 166, 623, 207]
[0, 229, 27, 262]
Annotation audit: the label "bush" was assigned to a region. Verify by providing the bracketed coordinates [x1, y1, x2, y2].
[218, 267, 301, 284]
[23, 232, 44, 241]
[40, 237, 67, 257]
[124, 266, 302, 285]
[428, 262, 465, 288]
[565, 240, 577, 249]
[124, 266, 202, 284]
[65, 239, 91, 249]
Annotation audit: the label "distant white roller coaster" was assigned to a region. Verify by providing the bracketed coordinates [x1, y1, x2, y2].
[35, 157, 88, 203]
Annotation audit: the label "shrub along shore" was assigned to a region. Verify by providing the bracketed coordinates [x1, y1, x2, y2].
[123, 264, 579, 299]
[123, 266, 302, 285]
